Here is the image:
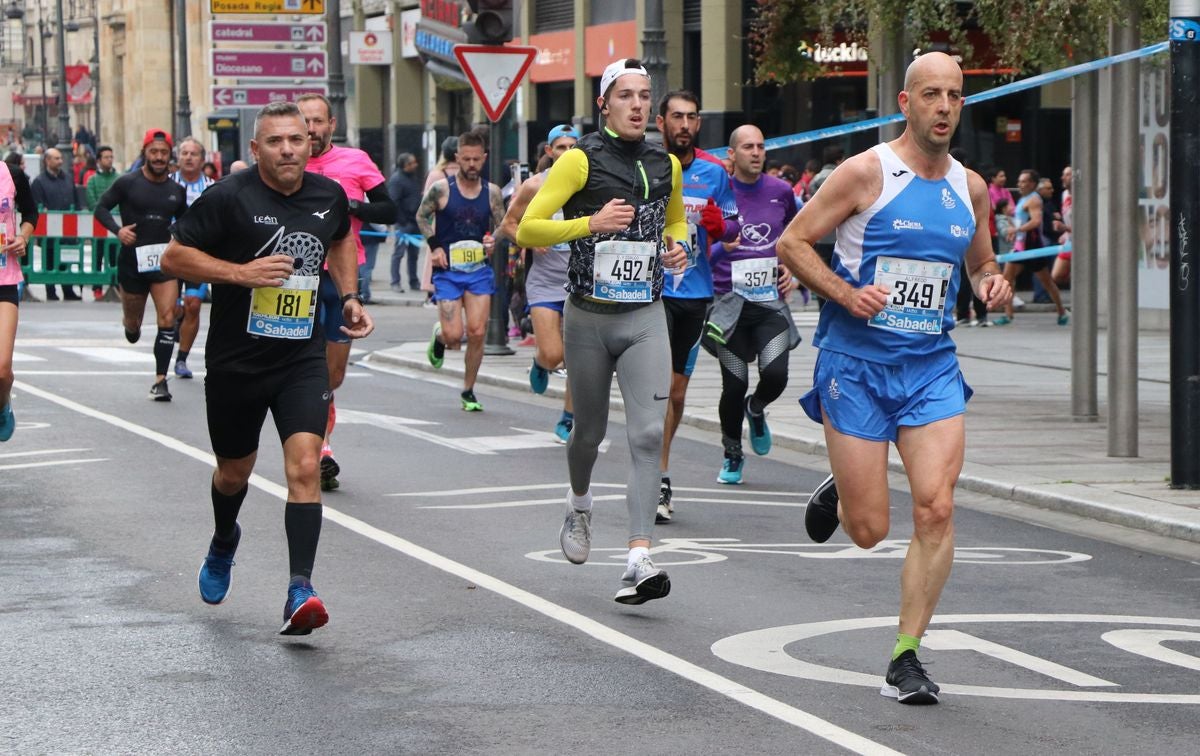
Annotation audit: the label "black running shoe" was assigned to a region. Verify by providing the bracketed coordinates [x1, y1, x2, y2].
[804, 473, 840, 543]
[881, 650, 940, 704]
[149, 379, 171, 402]
[320, 455, 340, 491]
[656, 478, 673, 523]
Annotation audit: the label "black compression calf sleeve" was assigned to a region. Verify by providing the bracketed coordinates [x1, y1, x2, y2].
[211, 480, 248, 544]
[154, 328, 177, 376]
[284, 502, 323, 580]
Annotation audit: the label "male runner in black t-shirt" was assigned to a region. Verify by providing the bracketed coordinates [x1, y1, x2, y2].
[94, 129, 188, 401]
[161, 101, 374, 636]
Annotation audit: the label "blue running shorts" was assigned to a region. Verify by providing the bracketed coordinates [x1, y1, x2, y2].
[432, 267, 495, 302]
[528, 300, 565, 314]
[318, 274, 351, 345]
[800, 349, 972, 442]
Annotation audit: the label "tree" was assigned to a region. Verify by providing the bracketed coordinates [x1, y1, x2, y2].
[747, 0, 1167, 84]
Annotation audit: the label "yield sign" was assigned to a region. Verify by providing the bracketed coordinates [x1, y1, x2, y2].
[453, 44, 537, 122]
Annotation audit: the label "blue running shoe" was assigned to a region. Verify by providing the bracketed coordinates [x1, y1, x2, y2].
[718, 454, 744, 485]
[174, 359, 193, 379]
[197, 523, 240, 605]
[0, 402, 14, 442]
[745, 397, 772, 456]
[280, 578, 329, 636]
[529, 358, 549, 394]
[554, 416, 573, 444]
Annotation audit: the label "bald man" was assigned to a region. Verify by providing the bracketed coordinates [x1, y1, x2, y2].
[777, 52, 1011, 704]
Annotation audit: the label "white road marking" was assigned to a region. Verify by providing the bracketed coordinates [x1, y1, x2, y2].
[0, 448, 90, 459]
[18, 371, 168, 376]
[57, 347, 154, 364]
[389, 482, 625, 498]
[421, 494, 626, 510]
[922, 629, 1117, 687]
[712, 614, 1200, 703]
[1101, 629, 1200, 672]
[11, 351, 46, 362]
[0, 458, 107, 471]
[14, 378, 900, 755]
[336, 409, 439, 427]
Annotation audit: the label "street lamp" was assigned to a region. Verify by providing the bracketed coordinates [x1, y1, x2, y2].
[5, 1, 24, 20]
[38, 13, 51, 146]
[53, 0, 72, 179]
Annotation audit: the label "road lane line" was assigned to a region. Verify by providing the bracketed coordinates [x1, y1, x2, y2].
[419, 494, 627, 510]
[14, 379, 900, 756]
[0, 458, 107, 471]
[0, 448, 90, 458]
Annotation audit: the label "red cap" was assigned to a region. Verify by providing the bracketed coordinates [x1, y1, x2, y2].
[142, 128, 173, 149]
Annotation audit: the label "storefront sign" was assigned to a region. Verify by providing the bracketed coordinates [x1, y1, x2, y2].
[584, 21, 638, 77]
[350, 30, 392, 65]
[529, 29, 574, 83]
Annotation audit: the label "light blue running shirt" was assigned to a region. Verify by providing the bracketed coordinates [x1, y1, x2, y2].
[812, 143, 976, 365]
[664, 150, 738, 300]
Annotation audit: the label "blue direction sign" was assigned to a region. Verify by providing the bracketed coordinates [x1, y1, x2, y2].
[211, 50, 327, 79]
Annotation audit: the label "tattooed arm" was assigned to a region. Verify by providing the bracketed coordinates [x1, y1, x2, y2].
[417, 179, 448, 269]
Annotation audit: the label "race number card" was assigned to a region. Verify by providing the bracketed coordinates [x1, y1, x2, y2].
[869, 256, 952, 334]
[134, 243, 168, 273]
[247, 275, 319, 339]
[732, 256, 779, 302]
[592, 240, 655, 303]
[448, 240, 486, 273]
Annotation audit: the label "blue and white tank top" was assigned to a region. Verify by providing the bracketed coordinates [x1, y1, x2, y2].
[812, 143, 976, 365]
[171, 171, 214, 207]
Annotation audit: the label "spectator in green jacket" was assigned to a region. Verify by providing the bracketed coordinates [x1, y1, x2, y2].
[85, 146, 118, 210]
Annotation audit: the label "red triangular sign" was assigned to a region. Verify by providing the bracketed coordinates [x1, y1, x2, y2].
[454, 45, 538, 122]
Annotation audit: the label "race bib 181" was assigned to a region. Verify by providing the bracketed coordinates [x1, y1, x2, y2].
[246, 275, 319, 339]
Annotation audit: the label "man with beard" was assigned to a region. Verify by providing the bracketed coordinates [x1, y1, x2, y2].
[654, 90, 739, 522]
[94, 129, 189, 401]
[295, 94, 394, 491]
[419, 130, 505, 412]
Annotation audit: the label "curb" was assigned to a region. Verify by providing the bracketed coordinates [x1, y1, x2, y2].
[362, 350, 1200, 546]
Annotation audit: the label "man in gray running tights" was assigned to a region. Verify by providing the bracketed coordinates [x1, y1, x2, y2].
[516, 59, 689, 604]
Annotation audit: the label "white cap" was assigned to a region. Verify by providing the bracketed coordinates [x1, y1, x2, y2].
[600, 59, 650, 99]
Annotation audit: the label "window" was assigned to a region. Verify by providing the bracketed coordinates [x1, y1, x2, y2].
[534, 0, 573, 33]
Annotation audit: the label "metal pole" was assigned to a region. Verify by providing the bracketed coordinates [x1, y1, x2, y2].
[1107, 8, 1140, 457]
[484, 120, 513, 355]
[92, 12, 99, 138]
[327, 0, 347, 144]
[174, 0, 190, 139]
[39, 18, 48, 146]
[641, 0, 667, 125]
[1071, 71, 1099, 421]
[53, 0, 72, 180]
[877, 26, 905, 142]
[1170, 0, 1200, 485]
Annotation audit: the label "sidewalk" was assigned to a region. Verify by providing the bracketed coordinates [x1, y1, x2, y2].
[365, 294, 1200, 547]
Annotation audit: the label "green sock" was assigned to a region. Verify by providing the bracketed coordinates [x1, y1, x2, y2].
[892, 633, 921, 660]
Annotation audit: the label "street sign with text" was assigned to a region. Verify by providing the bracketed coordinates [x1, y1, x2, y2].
[210, 21, 327, 45]
[211, 50, 327, 79]
[210, 85, 327, 109]
[210, 0, 324, 14]
[453, 44, 537, 122]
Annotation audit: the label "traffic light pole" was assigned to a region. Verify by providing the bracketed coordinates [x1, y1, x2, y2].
[1170, 4, 1200, 486]
[484, 120, 514, 355]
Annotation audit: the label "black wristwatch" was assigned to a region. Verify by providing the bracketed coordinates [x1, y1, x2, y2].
[347, 199, 361, 216]
[340, 292, 364, 306]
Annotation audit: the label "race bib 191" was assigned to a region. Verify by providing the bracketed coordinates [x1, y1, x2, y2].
[246, 275, 319, 340]
[592, 240, 655, 303]
[135, 243, 167, 273]
[869, 256, 952, 334]
[449, 240, 486, 273]
[732, 256, 778, 302]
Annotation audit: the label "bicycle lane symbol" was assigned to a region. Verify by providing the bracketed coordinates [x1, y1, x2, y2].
[525, 538, 1092, 567]
[711, 614, 1200, 704]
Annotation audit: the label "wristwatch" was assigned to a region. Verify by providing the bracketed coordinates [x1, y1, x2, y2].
[347, 199, 361, 216]
[340, 292, 364, 305]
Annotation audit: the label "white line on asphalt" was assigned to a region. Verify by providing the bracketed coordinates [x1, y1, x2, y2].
[17, 371, 179, 376]
[14, 379, 900, 756]
[0, 448, 90, 458]
[671, 486, 799, 497]
[387, 482, 626, 497]
[672, 496, 803, 508]
[420, 494, 627, 510]
[357, 358, 474, 390]
[0, 458, 107, 471]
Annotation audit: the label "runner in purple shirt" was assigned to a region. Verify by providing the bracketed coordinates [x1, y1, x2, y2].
[704, 125, 801, 485]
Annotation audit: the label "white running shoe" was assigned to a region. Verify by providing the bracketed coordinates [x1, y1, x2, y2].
[559, 503, 592, 565]
[614, 555, 671, 605]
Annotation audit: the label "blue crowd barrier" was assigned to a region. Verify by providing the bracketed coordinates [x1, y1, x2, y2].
[704, 41, 1169, 158]
[357, 230, 425, 247]
[996, 242, 1072, 264]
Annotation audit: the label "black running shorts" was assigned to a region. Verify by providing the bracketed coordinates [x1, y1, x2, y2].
[117, 248, 173, 295]
[0, 284, 19, 306]
[662, 296, 710, 376]
[205, 357, 330, 460]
